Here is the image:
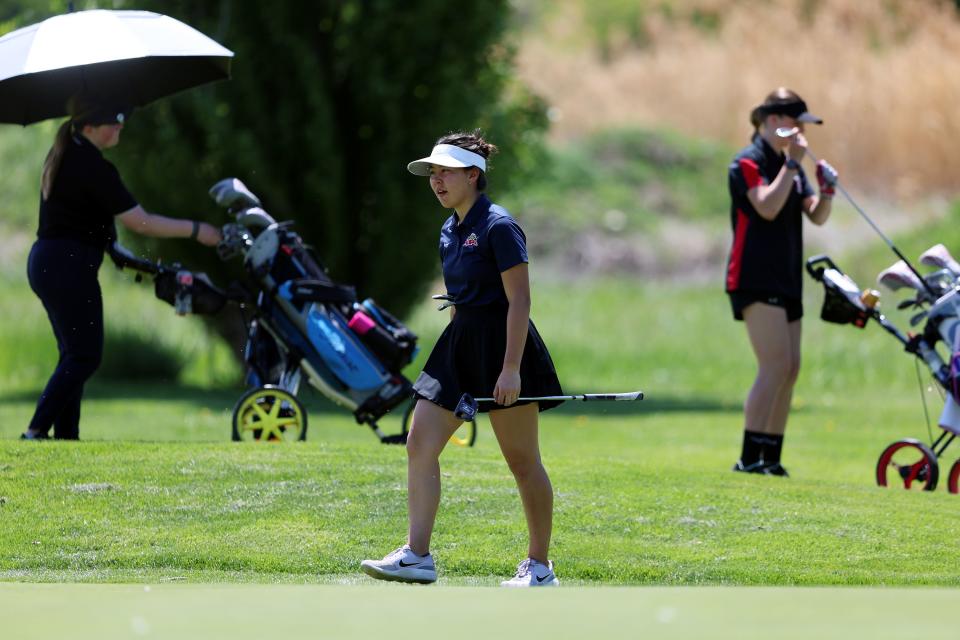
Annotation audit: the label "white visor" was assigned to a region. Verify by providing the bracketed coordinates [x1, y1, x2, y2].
[407, 144, 486, 176]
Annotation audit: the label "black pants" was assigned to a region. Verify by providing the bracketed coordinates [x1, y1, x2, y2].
[27, 238, 104, 439]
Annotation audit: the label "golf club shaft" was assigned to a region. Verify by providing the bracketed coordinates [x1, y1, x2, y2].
[806, 148, 937, 297]
[801, 147, 897, 250]
[778, 128, 939, 298]
[472, 391, 644, 403]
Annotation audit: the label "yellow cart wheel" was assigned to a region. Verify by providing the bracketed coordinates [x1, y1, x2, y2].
[232, 386, 307, 442]
[401, 399, 476, 447]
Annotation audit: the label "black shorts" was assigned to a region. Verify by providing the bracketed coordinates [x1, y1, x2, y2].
[412, 303, 563, 414]
[728, 290, 803, 322]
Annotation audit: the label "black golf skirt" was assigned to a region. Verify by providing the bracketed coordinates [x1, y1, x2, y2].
[412, 303, 563, 414]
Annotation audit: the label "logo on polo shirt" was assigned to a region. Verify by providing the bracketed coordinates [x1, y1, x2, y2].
[463, 233, 479, 248]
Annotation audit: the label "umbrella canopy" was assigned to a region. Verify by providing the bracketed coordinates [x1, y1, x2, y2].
[0, 9, 233, 125]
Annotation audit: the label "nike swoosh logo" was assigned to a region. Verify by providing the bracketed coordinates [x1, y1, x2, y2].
[398, 559, 420, 567]
[536, 574, 551, 583]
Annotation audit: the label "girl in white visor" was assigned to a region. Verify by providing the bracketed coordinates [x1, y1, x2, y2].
[361, 130, 562, 587]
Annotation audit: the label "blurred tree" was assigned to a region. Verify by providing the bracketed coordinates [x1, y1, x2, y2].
[0, 0, 57, 31]
[103, 0, 546, 353]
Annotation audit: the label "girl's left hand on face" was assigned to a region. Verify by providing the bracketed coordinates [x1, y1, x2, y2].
[788, 132, 808, 159]
[494, 368, 521, 406]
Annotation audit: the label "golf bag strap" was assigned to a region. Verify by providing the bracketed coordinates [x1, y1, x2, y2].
[288, 279, 356, 304]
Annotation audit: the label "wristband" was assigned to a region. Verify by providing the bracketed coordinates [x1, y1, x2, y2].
[785, 158, 801, 171]
[189, 220, 200, 241]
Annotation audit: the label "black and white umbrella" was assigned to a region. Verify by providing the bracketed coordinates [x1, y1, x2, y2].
[0, 9, 233, 125]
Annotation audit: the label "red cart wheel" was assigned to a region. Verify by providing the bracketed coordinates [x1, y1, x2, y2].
[947, 459, 960, 494]
[876, 439, 939, 491]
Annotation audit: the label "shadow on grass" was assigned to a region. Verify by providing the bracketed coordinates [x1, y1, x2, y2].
[0, 385, 741, 417]
[0, 383, 354, 416]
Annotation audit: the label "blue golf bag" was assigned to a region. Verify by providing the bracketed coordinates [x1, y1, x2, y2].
[210, 178, 418, 443]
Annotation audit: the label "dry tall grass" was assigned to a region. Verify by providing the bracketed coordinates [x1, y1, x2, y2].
[516, 0, 960, 199]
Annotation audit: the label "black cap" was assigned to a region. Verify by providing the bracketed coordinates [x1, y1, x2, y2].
[67, 93, 133, 126]
[756, 97, 822, 124]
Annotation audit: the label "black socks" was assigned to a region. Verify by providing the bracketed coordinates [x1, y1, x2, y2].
[740, 430, 766, 465]
[762, 433, 785, 464]
[740, 431, 785, 465]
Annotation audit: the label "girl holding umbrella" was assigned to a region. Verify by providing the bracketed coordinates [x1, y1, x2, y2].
[20, 95, 221, 440]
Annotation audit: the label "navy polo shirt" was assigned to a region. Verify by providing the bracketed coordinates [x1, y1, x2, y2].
[439, 194, 528, 307]
[725, 134, 814, 299]
[38, 133, 138, 249]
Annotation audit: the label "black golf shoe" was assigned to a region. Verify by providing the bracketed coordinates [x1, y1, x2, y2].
[761, 462, 790, 477]
[732, 459, 765, 473]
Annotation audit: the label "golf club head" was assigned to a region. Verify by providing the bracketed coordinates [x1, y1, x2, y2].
[919, 244, 960, 276]
[209, 177, 261, 212]
[922, 269, 957, 297]
[776, 127, 800, 138]
[236, 207, 276, 230]
[454, 393, 479, 422]
[877, 260, 926, 292]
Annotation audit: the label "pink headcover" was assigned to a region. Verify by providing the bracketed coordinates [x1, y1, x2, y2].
[348, 311, 376, 335]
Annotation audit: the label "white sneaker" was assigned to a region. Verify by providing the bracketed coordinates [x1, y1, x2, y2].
[500, 558, 559, 587]
[360, 545, 437, 584]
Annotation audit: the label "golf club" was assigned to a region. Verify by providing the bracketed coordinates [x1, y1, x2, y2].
[919, 244, 960, 277]
[776, 126, 938, 297]
[454, 391, 644, 421]
[431, 294, 455, 311]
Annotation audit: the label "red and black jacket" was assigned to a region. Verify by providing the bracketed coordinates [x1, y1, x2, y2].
[725, 135, 814, 299]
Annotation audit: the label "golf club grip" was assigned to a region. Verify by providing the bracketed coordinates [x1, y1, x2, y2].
[473, 392, 644, 402]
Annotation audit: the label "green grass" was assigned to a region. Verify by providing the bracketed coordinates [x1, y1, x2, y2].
[3, 395, 959, 586]
[3, 273, 960, 587]
[501, 127, 732, 243]
[0, 124, 49, 230]
[0, 256, 240, 392]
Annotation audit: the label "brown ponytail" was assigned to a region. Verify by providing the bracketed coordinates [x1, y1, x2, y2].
[41, 120, 73, 201]
[435, 129, 499, 191]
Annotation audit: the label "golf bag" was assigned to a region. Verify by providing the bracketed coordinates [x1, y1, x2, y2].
[209, 178, 418, 444]
[807, 249, 960, 493]
[807, 256, 872, 328]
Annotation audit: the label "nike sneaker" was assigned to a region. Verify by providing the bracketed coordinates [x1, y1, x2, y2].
[501, 558, 559, 587]
[732, 459, 765, 473]
[360, 545, 437, 584]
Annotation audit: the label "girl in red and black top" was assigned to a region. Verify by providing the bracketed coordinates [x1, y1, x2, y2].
[725, 88, 838, 476]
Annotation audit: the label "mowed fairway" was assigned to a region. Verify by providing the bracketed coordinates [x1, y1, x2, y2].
[1, 583, 957, 640]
